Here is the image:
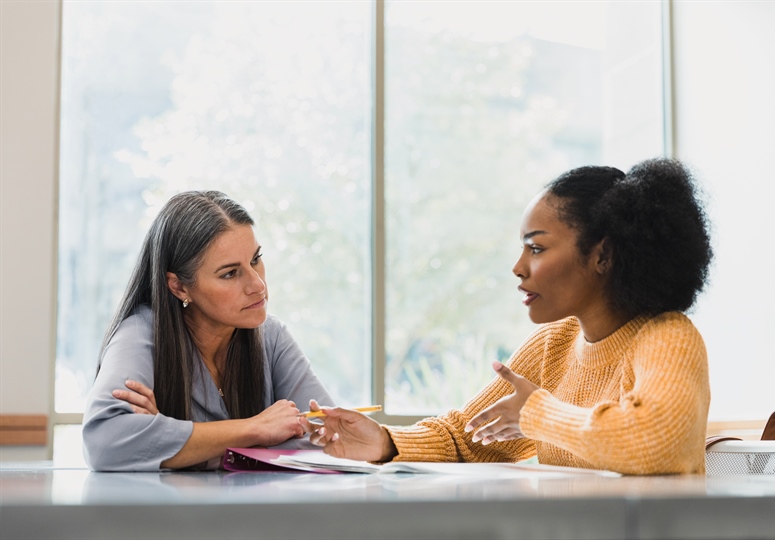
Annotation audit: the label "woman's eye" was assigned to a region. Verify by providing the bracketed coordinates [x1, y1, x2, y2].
[529, 245, 543, 255]
[251, 252, 263, 265]
[221, 270, 236, 279]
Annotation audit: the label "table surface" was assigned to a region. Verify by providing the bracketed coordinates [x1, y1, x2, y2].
[1, 462, 774, 540]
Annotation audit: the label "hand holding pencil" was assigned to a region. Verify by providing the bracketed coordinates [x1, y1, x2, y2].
[304, 400, 397, 462]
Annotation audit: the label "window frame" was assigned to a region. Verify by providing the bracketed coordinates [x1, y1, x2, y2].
[50, 0, 673, 433]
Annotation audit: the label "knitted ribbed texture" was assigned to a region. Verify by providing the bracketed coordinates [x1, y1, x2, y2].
[385, 312, 710, 475]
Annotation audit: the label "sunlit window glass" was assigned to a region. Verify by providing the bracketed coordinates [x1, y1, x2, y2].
[57, 0, 664, 419]
[57, 1, 372, 412]
[383, 1, 665, 414]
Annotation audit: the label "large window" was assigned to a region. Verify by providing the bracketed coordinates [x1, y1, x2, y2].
[57, 1, 665, 420]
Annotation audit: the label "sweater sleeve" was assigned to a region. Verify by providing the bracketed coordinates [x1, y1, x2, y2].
[519, 313, 710, 474]
[81, 308, 194, 472]
[385, 323, 560, 463]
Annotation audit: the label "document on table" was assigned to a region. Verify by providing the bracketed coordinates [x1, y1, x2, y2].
[224, 448, 621, 477]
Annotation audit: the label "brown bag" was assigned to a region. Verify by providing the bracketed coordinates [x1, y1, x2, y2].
[762, 412, 775, 441]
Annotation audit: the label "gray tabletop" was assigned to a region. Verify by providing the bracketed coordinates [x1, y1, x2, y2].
[1, 462, 774, 540]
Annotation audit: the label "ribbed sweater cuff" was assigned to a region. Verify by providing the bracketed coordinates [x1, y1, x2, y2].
[385, 424, 456, 462]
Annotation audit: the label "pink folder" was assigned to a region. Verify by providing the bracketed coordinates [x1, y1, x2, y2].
[223, 447, 341, 474]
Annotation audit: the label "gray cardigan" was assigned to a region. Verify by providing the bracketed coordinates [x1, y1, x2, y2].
[82, 306, 334, 471]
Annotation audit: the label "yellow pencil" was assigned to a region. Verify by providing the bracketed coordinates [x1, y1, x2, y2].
[299, 405, 382, 418]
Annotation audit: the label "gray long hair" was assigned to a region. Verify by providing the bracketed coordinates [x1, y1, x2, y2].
[99, 190, 266, 420]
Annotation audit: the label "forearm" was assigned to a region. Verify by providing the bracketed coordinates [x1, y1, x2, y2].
[388, 410, 534, 463]
[521, 388, 708, 474]
[161, 419, 254, 469]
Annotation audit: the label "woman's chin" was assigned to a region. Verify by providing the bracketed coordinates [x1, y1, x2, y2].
[239, 311, 268, 329]
[527, 309, 560, 325]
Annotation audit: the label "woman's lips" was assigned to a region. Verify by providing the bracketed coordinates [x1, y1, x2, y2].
[522, 292, 538, 306]
[518, 286, 538, 306]
[244, 298, 267, 310]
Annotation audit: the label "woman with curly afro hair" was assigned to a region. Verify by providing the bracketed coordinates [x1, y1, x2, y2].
[309, 158, 714, 475]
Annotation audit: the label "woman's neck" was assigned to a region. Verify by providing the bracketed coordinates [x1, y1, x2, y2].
[577, 305, 631, 343]
[183, 313, 233, 372]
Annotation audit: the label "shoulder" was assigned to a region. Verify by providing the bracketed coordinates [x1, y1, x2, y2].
[633, 311, 707, 360]
[128, 304, 153, 326]
[259, 313, 291, 355]
[637, 312, 703, 342]
[534, 317, 581, 348]
[100, 305, 155, 371]
[260, 313, 285, 340]
[109, 305, 154, 343]
[505, 317, 580, 376]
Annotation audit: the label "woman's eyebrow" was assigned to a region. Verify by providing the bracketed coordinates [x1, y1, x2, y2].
[213, 246, 262, 274]
[214, 261, 239, 273]
[522, 230, 547, 242]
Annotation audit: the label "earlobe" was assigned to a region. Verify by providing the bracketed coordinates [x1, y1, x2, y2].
[165, 272, 188, 301]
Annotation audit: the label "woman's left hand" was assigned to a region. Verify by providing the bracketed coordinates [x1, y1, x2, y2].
[112, 380, 159, 415]
[465, 362, 539, 445]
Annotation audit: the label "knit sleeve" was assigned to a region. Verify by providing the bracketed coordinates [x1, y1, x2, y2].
[520, 313, 710, 474]
[385, 322, 562, 463]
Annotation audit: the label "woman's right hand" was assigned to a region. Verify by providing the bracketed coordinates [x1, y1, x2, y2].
[249, 399, 304, 447]
[308, 401, 397, 462]
[113, 379, 158, 415]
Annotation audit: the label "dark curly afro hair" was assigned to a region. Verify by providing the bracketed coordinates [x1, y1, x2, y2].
[545, 158, 713, 318]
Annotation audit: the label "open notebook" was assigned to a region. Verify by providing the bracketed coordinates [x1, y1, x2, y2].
[223, 448, 621, 477]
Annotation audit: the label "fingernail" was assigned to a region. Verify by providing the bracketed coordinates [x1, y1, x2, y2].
[332, 433, 339, 442]
[125, 380, 133, 386]
[482, 438, 491, 446]
[112, 390, 121, 397]
[318, 428, 325, 436]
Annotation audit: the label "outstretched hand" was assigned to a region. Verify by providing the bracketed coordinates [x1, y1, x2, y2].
[465, 362, 539, 445]
[307, 399, 397, 462]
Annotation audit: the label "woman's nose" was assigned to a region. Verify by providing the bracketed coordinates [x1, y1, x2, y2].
[513, 254, 527, 279]
[248, 269, 266, 294]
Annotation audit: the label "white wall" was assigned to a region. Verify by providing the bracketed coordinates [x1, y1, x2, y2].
[673, 0, 775, 421]
[0, 1, 773, 463]
[0, 0, 60, 460]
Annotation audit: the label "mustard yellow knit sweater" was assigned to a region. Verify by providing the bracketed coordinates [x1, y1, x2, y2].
[386, 312, 710, 475]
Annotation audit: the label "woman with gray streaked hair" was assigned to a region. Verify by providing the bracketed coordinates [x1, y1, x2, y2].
[82, 190, 333, 471]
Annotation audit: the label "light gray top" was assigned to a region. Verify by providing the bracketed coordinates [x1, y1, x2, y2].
[82, 306, 333, 471]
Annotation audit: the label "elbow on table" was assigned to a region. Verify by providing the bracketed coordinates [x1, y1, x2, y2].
[604, 434, 704, 476]
[81, 418, 161, 472]
[81, 422, 125, 472]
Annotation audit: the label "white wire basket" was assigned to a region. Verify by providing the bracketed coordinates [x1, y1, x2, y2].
[705, 440, 775, 476]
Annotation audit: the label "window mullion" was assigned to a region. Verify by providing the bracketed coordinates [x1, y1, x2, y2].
[371, 0, 386, 419]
